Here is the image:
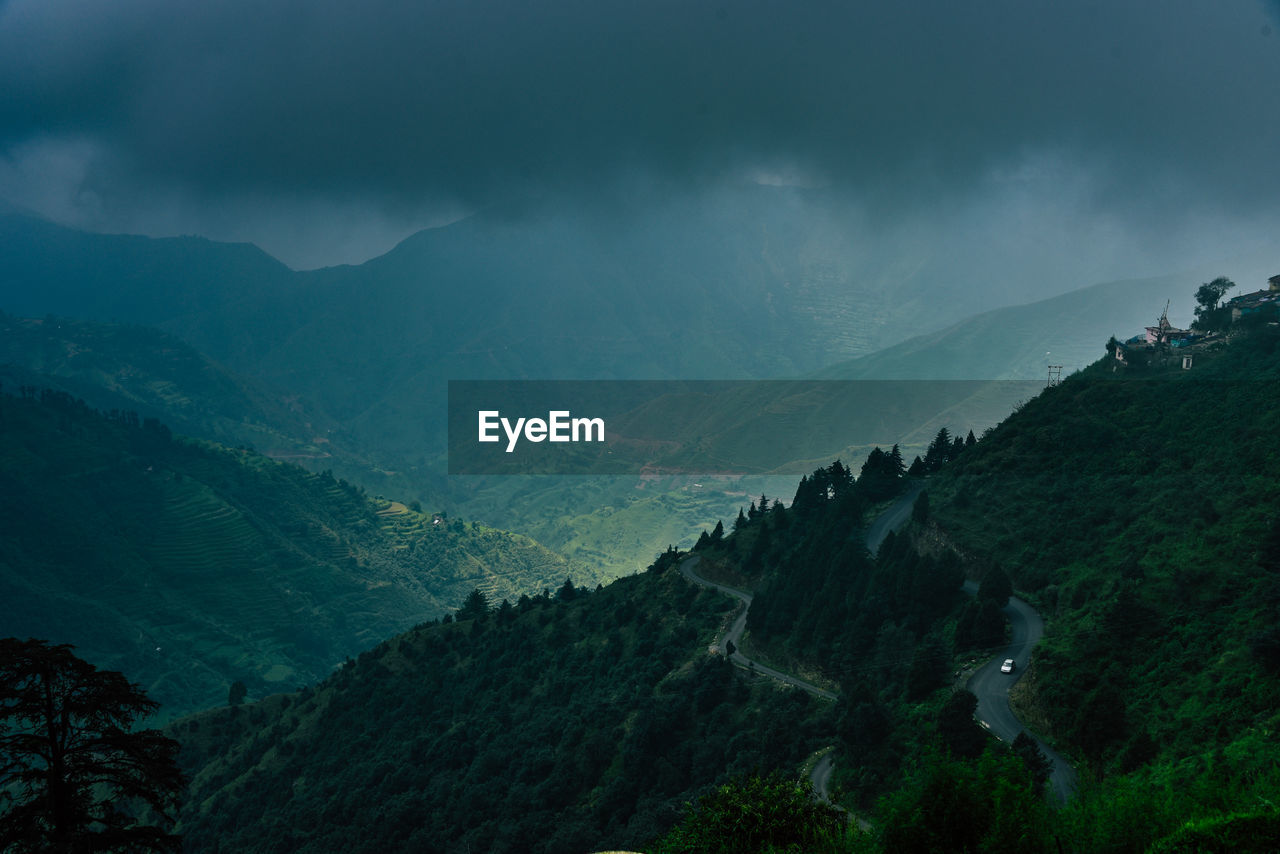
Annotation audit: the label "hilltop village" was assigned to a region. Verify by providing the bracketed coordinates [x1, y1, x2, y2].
[1112, 273, 1280, 369]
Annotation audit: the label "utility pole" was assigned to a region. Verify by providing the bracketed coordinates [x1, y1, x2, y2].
[1047, 365, 1062, 387]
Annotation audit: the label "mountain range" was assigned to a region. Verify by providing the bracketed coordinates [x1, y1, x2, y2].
[5, 204, 1276, 579]
[4, 194, 1280, 850]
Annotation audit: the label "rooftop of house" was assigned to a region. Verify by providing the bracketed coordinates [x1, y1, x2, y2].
[1228, 289, 1278, 306]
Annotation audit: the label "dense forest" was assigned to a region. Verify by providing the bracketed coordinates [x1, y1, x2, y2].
[171, 558, 833, 853]
[661, 319, 1280, 851]
[927, 325, 1280, 776]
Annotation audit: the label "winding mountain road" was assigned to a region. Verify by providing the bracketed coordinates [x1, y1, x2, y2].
[679, 556, 837, 701]
[678, 555, 841, 805]
[865, 481, 924, 556]
[962, 580, 1077, 805]
[680, 479, 1076, 807]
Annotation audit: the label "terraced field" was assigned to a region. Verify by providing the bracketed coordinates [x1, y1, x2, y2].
[151, 481, 264, 576]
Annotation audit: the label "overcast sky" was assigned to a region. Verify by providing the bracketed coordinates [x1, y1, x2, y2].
[2, 0, 1279, 272]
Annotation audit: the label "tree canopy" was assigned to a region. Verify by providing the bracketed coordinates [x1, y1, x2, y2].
[1194, 276, 1235, 314]
[649, 772, 845, 854]
[0, 638, 185, 852]
[1193, 276, 1236, 331]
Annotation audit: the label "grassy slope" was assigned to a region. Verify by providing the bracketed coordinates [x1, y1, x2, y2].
[0, 390, 574, 718]
[455, 474, 799, 570]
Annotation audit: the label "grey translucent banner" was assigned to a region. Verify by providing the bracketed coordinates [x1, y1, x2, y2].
[447, 379, 1042, 475]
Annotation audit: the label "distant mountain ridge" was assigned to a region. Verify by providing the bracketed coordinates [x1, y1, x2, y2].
[0, 311, 334, 456]
[6, 203, 1275, 584]
[0, 213, 292, 327]
[818, 262, 1280, 381]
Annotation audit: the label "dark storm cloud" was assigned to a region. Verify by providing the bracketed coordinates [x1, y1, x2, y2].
[1, 0, 1278, 257]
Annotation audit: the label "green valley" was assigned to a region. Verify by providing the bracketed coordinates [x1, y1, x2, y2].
[157, 309, 1280, 852]
[0, 385, 577, 719]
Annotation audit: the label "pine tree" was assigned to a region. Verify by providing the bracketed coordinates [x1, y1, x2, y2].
[860, 447, 886, 479]
[1012, 732, 1053, 792]
[457, 588, 491, 621]
[925, 427, 952, 472]
[889, 444, 905, 475]
[859, 447, 899, 501]
[792, 475, 821, 513]
[827, 460, 853, 498]
[937, 689, 987, 758]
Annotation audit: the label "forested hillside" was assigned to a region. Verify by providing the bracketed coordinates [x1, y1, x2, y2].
[636, 320, 1280, 852]
[679, 321, 1280, 851]
[0, 385, 575, 718]
[688, 450, 1011, 813]
[926, 326, 1280, 766]
[171, 556, 833, 853]
[56, 320, 1280, 853]
[167, 440, 1027, 852]
[906, 323, 1280, 847]
[0, 310, 335, 458]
